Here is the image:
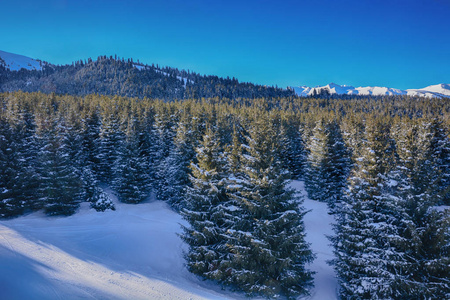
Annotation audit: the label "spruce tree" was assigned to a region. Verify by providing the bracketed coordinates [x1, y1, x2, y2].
[163, 119, 196, 210]
[112, 118, 151, 203]
[225, 117, 314, 298]
[391, 118, 450, 298]
[279, 116, 307, 180]
[305, 119, 350, 210]
[181, 125, 234, 281]
[0, 120, 26, 217]
[332, 117, 401, 299]
[36, 116, 82, 216]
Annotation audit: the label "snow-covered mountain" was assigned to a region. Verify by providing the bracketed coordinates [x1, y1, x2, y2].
[293, 83, 450, 98]
[0, 50, 43, 71]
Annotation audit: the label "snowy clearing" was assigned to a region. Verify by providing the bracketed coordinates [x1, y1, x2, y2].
[0, 181, 337, 299]
[290, 181, 338, 300]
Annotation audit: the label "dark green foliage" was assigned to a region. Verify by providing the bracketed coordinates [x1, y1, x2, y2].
[0, 120, 26, 217]
[278, 116, 307, 180]
[163, 119, 196, 210]
[90, 187, 115, 212]
[112, 120, 151, 204]
[332, 117, 403, 299]
[0, 90, 448, 299]
[0, 56, 294, 100]
[305, 119, 350, 210]
[181, 126, 232, 280]
[225, 118, 314, 298]
[36, 121, 82, 216]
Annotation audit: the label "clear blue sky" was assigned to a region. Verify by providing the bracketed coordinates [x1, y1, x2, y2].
[1, 0, 449, 89]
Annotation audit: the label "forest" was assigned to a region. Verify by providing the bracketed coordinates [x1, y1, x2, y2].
[0, 56, 294, 100]
[0, 91, 449, 299]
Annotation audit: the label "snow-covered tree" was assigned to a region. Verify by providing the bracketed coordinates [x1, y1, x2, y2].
[181, 125, 234, 281]
[113, 118, 151, 203]
[150, 108, 176, 200]
[332, 117, 402, 299]
[0, 120, 26, 217]
[305, 119, 350, 210]
[279, 116, 307, 180]
[96, 99, 125, 183]
[162, 119, 196, 210]
[390, 118, 450, 299]
[35, 116, 82, 216]
[225, 117, 314, 298]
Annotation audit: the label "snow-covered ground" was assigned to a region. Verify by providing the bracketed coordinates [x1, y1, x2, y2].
[291, 181, 338, 300]
[0, 50, 43, 71]
[0, 182, 337, 299]
[292, 82, 450, 98]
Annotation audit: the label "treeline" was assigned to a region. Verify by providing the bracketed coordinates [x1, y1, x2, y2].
[0, 92, 449, 298]
[0, 56, 294, 100]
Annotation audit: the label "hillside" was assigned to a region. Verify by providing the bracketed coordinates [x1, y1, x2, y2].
[0, 50, 43, 71]
[0, 182, 336, 300]
[0, 51, 294, 100]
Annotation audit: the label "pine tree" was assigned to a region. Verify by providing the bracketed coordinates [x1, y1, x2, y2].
[390, 118, 450, 299]
[112, 118, 151, 203]
[305, 119, 329, 202]
[150, 108, 176, 201]
[36, 116, 82, 216]
[279, 116, 307, 180]
[181, 125, 234, 281]
[332, 117, 402, 299]
[0, 120, 26, 217]
[225, 117, 314, 298]
[96, 100, 125, 183]
[305, 119, 350, 210]
[163, 120, 196, 210]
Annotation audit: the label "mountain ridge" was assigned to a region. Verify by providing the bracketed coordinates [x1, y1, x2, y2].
[292, 83, 450, 98]
[1, 50, 448, 99]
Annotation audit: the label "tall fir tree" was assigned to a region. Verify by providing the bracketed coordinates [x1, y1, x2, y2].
[181, 125, 234, 282]
[332, 117, 402, 299]
[163, 119, 196, 210]
[112, 117, 151, 203]
[305, 119, 350, 210]
[390, 118, 450, 299]
[35, 114, 83, 216]
[225, 116, 314, 298]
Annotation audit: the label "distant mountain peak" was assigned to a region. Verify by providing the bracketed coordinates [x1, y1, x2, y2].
[293, 83, 450, 98]
[0, 50, 43, 71]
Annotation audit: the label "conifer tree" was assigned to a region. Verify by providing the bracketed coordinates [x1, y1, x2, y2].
[279, 116, 307, 180]
[390, 118, 450, 298]
[225, 117, 314, 298]
[332, 117, 402, 299]
[150, 108, 176, 200]
[163, 119, 196, 210]
[96, 99, 125, 183]
[0, 120, 26, 217]
[35, 116, 82, 216]
[305, 119, 350, 210]
[181, 125, 234, 281]
[113, 118, 151, 203]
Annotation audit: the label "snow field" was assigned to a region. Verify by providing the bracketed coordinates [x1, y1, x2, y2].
[0, 181, 337, 299]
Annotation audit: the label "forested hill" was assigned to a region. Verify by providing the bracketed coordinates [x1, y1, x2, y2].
[0, 55, 295, 100]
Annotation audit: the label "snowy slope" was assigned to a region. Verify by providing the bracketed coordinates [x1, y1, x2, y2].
[291, 181, 338, 300]
[293, 83, 450, 98]
[0, 195, 238, 300]
[0, 50, 43, 71]
[0, 183, 336, 299]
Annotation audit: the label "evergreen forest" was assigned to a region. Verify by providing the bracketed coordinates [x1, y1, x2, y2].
[0, 56, 294, 100]
[1, 90, 449, 299]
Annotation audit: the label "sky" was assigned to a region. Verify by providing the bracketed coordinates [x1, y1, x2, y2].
[1, 0, 449, 89]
